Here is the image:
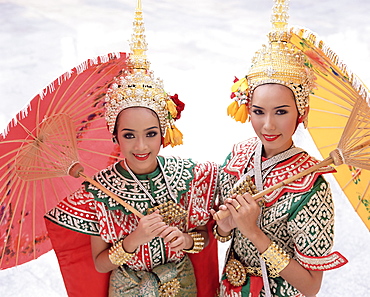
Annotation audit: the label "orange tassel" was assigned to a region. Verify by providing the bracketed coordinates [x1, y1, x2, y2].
[163, 125, 183, 147]
[163, 127, 173, 148]
[227, 101, 239, 117]
[234, 104, 249, 123]
[171, 125, 183, 147]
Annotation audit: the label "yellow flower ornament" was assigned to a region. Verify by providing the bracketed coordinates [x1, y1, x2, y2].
[228, 77, 250, 123]
[163, 124, 183, 148]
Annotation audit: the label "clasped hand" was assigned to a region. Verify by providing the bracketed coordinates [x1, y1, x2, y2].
[211, 192, 262, 239]
[133, 210, 188, 252]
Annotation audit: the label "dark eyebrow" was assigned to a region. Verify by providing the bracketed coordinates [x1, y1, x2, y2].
[120, 126, 159, 132]
[251, 104, 263, 109]
[251, 104, 291, 109]
[275, 105, 291, 109]
[145, 126, 160, 131]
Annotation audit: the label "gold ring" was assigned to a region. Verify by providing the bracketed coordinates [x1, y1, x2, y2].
[235, 204, 241, 210]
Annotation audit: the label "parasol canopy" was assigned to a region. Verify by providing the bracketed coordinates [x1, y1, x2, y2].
[0, 52, 128, 269]
[289, 27, 370, 231]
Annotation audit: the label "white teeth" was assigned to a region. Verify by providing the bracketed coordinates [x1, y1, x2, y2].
[135, 154, 148, 157]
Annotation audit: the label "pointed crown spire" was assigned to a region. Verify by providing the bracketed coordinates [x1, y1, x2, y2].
[229, 0, 315, 128]
[105, 0, 184, 147]
[128, 0, 150, 70]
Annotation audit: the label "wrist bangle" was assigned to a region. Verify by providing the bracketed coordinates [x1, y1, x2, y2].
[260, 241, 290, 277]
[183, 232, 205, 254]
[213, 224, 233, 243]
[108, 239, 136, 266]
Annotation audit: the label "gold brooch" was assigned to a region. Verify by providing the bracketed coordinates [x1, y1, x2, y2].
[225, 258, 247, 287]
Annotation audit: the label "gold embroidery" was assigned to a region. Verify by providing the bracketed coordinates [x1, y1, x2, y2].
[147, 200, 188, 229]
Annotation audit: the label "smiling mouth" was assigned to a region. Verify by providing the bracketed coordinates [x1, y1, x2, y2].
[263, 135, 280, 141]
[133, 153, 150, 161]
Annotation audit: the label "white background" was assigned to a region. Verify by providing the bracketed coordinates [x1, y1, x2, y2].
[1, 0, 369, 296]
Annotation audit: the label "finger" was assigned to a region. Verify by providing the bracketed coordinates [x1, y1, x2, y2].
[241, 192, 253, 202]
[225, 202, 239, 216]
[241, 193, 259, 207]
[158, 226, 175, 238]
[151, 222, 168, 232]
[146, 213, 163, 222]
[163, 231, 178, 244]
[228, 197, 242, 211]
[218, 204, 228, 211]
[169, 240, 183, 251]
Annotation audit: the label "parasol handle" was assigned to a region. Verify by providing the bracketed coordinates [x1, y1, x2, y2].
[69, 163, 144, 218]
[213, 156, 335, 221]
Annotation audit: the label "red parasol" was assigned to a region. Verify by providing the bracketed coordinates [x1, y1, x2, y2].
[0, 52, 128, 269]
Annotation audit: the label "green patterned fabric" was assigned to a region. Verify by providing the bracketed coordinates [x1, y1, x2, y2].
[218, 138, 338, 297]
[109, 256, 196, 297]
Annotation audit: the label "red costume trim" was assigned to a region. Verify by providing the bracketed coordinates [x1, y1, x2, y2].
[225, 138, 336, 205]
[295, 246, 348, 271]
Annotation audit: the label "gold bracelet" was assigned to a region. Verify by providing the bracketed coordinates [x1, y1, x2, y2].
[183, 232, 205, 254]
[212, 224, 233, 243]
[260, 241, 290, 277]
[108, 239, 136, 266]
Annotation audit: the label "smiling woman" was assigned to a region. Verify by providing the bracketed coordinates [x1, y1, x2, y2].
[42, 2, 220, 297]
[1, 0, 370, 296]
[114, 108, 162, 174]
[213, 1, 350, 296]
[249, 84, 301, 158]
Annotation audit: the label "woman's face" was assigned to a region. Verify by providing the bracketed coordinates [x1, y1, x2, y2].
[115, 107, 162, 175]
[249, 84, 301, 158]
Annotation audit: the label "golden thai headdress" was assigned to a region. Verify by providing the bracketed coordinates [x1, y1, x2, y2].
[228, 0, 315, 127]
[105, 0, 184, 147]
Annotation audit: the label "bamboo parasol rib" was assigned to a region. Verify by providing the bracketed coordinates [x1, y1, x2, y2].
[214, 89, 370, 221]
[14, 113, 144, 219]
[1, 52, 130, 270]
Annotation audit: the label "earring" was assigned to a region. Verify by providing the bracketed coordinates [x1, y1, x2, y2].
[112, 137, 118, 144]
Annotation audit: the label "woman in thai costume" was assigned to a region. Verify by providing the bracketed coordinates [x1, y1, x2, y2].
[44, 3, 219, 297]
[211, 1, 347, 296]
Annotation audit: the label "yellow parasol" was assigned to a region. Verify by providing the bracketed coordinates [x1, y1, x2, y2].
[289, 27, 370, 231]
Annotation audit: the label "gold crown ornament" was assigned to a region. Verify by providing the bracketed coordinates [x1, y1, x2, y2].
[228, 0, 315, 127]
[105, 0, 185, 147]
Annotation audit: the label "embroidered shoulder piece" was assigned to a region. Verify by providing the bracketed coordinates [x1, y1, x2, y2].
[226, 138, 258, 176]
[84, 156, 196, 215]
[295, 247, 348, 271]
[186, 161, 219, 228]
[224, 138, 336, 204]
[44, 188, 100, 236]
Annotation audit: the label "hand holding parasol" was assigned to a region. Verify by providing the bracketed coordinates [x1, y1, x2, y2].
[214, 1, 370, 228]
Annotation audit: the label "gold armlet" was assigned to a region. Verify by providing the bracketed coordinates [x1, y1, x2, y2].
[212, 224, 233, 243]
[260, 241, 291, 278]
[108, 239, 136, 266]
[183, 232, 205, 254]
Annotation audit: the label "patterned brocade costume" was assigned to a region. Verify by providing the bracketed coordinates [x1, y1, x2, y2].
[218, 138, 347, 297]
[45, 156, 219, 297]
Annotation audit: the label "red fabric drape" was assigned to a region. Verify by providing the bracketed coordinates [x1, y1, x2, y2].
[45, 219, 110, 297]
[46, 218, 219, 297]
[188, 219, 219, 297]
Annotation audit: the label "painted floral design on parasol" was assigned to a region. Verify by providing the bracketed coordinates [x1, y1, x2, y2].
[0, 52, 130, 269]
